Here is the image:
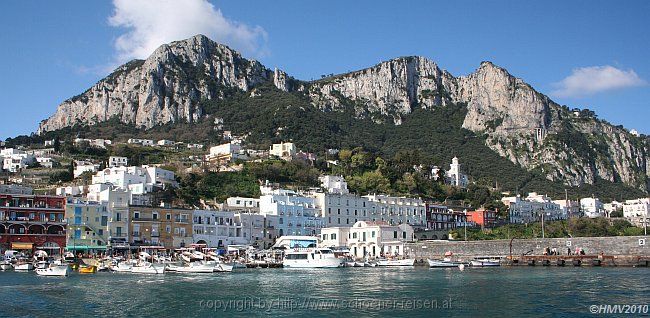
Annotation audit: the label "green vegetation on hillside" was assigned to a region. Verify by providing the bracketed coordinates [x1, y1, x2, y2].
[451, 218, 645, 241]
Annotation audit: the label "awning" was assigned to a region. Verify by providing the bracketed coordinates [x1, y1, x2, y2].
[11, 242, 33, 250]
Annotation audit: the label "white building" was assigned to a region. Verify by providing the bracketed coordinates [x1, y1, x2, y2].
[1, 148, 35, 172]
[269, 142, 296, 160]
[506, 193, 565, 224]
[108, 156, 128, 168]
[604, 201, 624, 216]
[320, 227, 350, 249]
[187, 143, 204, 150]
[347, 221, 414, 259]
[319, 175, 349, 195]
[312, 192, 373, 227]
[74, 138, 112, 149]
[74, 160, 100, 178]
[91, 165, 177, 195]
[623, 198, 649, 226]
[35, 157, 53, 168]
[225, 197, 260, 212]
[193, 210, 266, 248]
[208, 142, 243, 162]
[127, 138, 154, 147]
[580, 197, 605, 218]
[259, 188, 326, 237]
[157, 140, 175, 147]
[431, 157, 469, 188]
[364, 194, 427, 227]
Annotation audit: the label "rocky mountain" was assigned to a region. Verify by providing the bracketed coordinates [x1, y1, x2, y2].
[37, 35, 649, 191]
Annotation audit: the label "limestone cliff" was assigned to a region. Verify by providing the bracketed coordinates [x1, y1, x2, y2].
[37, 35, 649, 191]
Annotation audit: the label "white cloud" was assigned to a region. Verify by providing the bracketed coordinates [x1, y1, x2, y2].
[108, 0, 268, 64]
[551, 65, 646, 98]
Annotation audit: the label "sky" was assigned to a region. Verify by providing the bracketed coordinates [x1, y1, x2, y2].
[1, 0, 648, 139]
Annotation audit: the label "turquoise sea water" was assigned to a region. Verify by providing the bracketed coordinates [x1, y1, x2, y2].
[0, 267, 648, 317]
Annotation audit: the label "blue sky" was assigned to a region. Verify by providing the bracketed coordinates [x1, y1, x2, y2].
[1, 0, 648, 139]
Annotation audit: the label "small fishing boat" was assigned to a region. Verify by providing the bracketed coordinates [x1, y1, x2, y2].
[79, 265, 97, 274]
[470, 258, 501, 267]
[427, 258, 466, 268]
[35, 264, 69, 277]
[376, 259, 416, 267]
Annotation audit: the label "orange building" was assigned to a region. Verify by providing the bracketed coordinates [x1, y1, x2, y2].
[466, 209, 498, 228]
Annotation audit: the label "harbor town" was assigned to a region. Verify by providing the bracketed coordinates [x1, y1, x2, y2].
[1, 147, 648, 276]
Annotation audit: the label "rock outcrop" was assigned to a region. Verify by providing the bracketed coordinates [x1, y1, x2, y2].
[37, 35, 649, 191]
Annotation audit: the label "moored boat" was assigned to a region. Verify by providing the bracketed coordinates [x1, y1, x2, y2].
[13, 261, 34, 271]
[111, 262, 134, 273]
[79, 265, 97, 274]
[470, 258, 501, 267]
[35, 265, 69, 277]
[131, 262, 165, 274]
[427, 258, 466, 268]
[168, 261, 215, 273]
[283, 248, 344, 268]
[376, 259, 416, 266]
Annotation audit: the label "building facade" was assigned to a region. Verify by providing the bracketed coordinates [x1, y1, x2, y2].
[347, 221, 414, 259]
[0, 194, 66, 255]
[259, 189, 326, 236]
[65, 200, 110, 252]
[129, 206, 192, 249]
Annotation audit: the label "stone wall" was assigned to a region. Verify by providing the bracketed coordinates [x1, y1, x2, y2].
[407, 236, 650, 258]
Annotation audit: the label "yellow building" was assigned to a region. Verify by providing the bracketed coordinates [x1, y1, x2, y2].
[129, 206, 192, 249]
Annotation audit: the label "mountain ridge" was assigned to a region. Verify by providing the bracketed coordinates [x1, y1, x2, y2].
[36, 34, 649, 192]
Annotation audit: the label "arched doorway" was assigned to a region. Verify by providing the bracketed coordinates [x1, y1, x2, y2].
[8, 224, 26, 234]
[47, 225, 64, 235]
[196, 240, 207, 245]
[28, 224, 45, 235]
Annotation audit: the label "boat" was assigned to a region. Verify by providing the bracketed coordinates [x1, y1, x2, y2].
[376, 259, 416, 266]
[13, 261, 34, 271]
[1, 256, 13, 271]
[215, 263, 234, 272]
[168, 261, 215, 273]
[427, 258, 466, 268]
[131, 262, 165, 274]
[470, 258, 501, 267]
[79, 265, 97, 274]
[35, 265, 69, 277]
[111, 262, 134, 273]
[282, 248, 344, 268]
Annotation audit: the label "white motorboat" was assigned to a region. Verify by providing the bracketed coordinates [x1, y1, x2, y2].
[376, 259, 416, 267]
[427, 258, 466, 268]
[35, 260, 50, 269]
[13, 262, 34, 271]
[111, 262, 134, 273]
[470, 258, 501, 267]
[282, 248, 344, 268]
[169, 261, 215, 273]
[35, 265, 69, 277]
[131, 262, 165, 274]
[227, 261, 247, 269]
[215, 263, 234, 272]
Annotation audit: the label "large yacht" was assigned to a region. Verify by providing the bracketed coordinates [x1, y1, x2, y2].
[274, 236, 344, 268]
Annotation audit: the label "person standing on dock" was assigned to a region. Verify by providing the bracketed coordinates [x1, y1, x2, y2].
[567, 247, 571, 255]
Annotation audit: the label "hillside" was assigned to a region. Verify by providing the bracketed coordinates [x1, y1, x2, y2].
[32, 35, 649, 193]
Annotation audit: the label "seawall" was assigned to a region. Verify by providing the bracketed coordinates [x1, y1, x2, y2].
[406, 236, 650, 258]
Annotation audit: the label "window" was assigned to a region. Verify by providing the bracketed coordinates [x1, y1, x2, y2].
[403, 231, 407, 239]
[352, 232, 357, 239]
[116, 213, 121, 222]
[372, 231, 376, 238]
[152, 212, 158, 220]
[331, 233, 337, 240]
[134, 211, 140, 219]
[394, 231, 398, 239]
[279, 218, 284, 225]
[101, 216, 108, 226]
[166, 214, 171, 220]
[166, 225, 171, 233]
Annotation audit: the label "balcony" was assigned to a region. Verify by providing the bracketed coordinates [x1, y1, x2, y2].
[132, 232, 141, 237]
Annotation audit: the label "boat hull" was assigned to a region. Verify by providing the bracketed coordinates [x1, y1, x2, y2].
[427, 259, 464, 267]
[470, 260, 500, 267]
[13, 263, 34, 271]
[377, 259, 416, 266]
[283, 258, 343, 268]
[35, 265, 69, 277]
[131, 263, 165, 274]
